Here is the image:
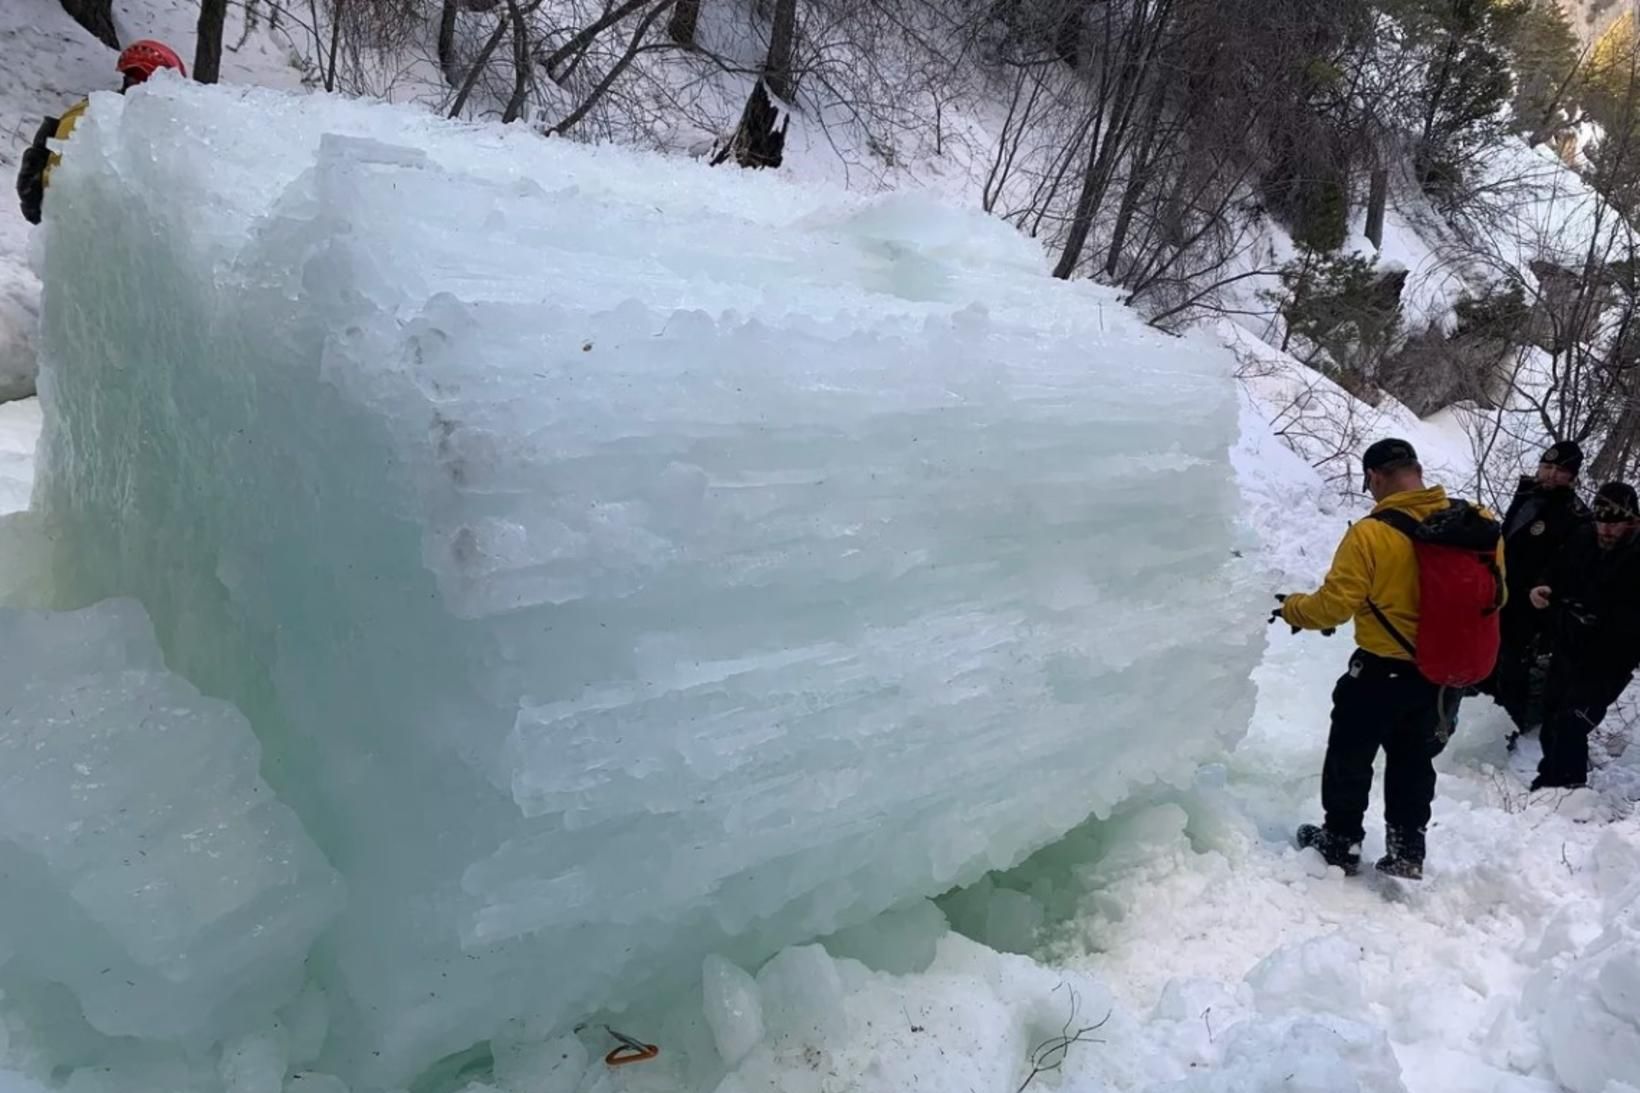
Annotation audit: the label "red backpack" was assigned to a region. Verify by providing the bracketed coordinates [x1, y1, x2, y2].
[1367, 501, 1504, 687]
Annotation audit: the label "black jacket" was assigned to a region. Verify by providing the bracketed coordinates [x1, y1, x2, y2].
[15, 115, 57, 226]
[1544, 529, 1640, 684]
[1501, 478, 1591, 608]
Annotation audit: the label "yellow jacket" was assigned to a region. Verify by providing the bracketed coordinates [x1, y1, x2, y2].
[1281, 486, 1507, 660]
[41, 99, 89, 189]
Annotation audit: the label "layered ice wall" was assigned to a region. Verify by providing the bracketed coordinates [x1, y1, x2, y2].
[31, 80, 1261, 1085]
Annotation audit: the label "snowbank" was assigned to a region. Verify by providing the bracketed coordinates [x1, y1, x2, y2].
[0, 400, 40, 515]
[28, 80, 1261, 1085]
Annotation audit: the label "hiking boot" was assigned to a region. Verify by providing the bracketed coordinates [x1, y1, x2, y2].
[1376, 825, 1426, 881]
[1296, 823, 1362, 875]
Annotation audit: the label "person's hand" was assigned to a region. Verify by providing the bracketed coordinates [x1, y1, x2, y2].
[1269, 594, 1300, 634]
[1530, 585, 1552, 610]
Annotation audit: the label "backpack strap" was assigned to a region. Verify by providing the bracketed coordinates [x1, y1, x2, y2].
[1365, 509, 1420, 660]
[1367, 508, 1421, 538]
[1364, 599, 1419, 660]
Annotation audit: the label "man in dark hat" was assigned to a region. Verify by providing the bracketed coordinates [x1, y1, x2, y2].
[1488, 440, 1591, 738]
[1277, 438, 1504, 879]
[1528, 481, 1640, 789]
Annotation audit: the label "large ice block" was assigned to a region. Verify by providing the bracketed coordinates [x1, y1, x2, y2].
[33, 80, 1262, 1084]
[0, 600, 341, 1042]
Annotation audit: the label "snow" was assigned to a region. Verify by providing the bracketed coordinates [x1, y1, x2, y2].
[26, 78, 1262, 1088]
[0, 400, 40, 515]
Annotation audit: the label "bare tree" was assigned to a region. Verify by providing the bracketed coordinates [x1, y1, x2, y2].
[1051, 0, 1178, 280]
[196, 0, 231, 84]
[439, 0, 461, 84]
[765, 0, 800, 102]
[501, 0, 532, 122]
[58, 0, 119, 51]
[669, 0, 702, 46]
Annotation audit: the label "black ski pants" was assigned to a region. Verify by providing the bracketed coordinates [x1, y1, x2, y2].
[1538, 668, 1630, 787]
[1488, 604, 1542, 730]
[1322, 650, 1446, 843]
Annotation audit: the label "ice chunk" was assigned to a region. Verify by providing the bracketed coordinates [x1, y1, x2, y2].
[1543, 898, 1640, 1093]
[219, 1028, 288, 1093]
[1147, 1014, 1407, 1093]
[35, 80, 1262, 1083]
[821, 899, 948, 974]
[701, 956, 764, 1066]
[0, 601, 341, 1042]
[756, 946, 846, 1044]
[492, 1031, 586, 1093]
[1245, 936, 1366, 1018]
[0, 1073, 50, 1093]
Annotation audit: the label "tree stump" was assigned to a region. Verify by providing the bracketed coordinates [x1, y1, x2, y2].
[711, 80, 790, 170]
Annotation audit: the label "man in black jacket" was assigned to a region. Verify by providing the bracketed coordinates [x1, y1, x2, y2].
[1489, 441, 1591, 737]
[1528, 481, 1640, 790]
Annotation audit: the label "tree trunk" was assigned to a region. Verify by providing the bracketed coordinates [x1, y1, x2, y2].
[59, 0, 119, 50]
[1365, 167, 1388, 251]
[501, 0, 531, 123]
[764, 0, 798, 102]
[450, 8, 511, 118]
[1590, 387, 1640, 481]
[1050, 0, 1173, 280]
[438, 0, 461, 85]
[541, 0, 652, 83]
[1415, 33, 1460, 181]
[195, 0, 229, 83]
[710, 79, 789, 169]
[669, 0, 701, 45]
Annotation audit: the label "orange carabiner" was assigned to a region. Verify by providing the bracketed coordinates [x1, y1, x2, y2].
[601, 1026, 660, 1067]
[605, 1042, 659, 1067]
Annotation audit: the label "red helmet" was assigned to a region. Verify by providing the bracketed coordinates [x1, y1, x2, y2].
[117, 40, 187, 83]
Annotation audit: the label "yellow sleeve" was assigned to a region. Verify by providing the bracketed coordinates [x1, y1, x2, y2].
[41, 99, 88, 190]
[1282, 522, 1374, 631]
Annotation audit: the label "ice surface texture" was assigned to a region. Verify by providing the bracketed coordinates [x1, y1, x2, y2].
[32, 80, 1261, 1084]
[0, 601, 340, 1042]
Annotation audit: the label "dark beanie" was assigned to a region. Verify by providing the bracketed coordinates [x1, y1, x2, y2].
[1362, 438, 1419, 490]
[1595, 481, 1638, 518]
[1363, 437, 1418, 472]
[1542, 439, 1584, 473]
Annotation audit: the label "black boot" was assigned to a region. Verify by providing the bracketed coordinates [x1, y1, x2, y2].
[1529, 774, 1587, 792]
[1376, 825, 1426, 880]
[1296, 823, 1362, 875]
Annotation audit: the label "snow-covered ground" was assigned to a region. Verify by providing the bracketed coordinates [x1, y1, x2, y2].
[0, 397, 40, 514]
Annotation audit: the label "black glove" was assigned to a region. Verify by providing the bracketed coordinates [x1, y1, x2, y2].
[1271, 593, 1336, 637]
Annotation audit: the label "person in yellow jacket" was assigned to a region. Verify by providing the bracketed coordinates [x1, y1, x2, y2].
[15, 39, 186, 225]
[1276, 438, 1505, 881]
